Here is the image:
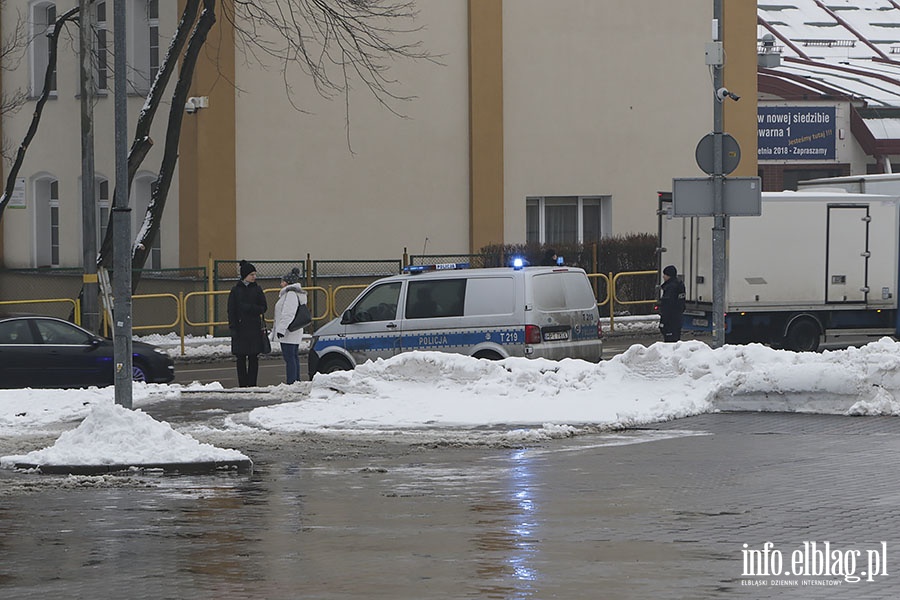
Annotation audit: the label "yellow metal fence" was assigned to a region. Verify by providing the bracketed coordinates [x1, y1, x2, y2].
[2, 272, 658, 354]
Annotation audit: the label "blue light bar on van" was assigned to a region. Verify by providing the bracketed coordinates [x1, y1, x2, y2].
[512, 257, 525, 270]
[403, 262, 469, 274]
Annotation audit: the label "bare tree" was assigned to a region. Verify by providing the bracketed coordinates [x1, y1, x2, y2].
[0, 0, 431, 290]
[0, 6, 79, 221]
[110, 0, 433, 290]
[0, 1, 28, 122]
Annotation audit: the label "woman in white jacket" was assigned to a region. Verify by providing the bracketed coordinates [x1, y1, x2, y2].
[270, 267, 308, 383]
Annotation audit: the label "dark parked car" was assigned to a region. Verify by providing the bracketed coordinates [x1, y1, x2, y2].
[0, 315, 175, 389]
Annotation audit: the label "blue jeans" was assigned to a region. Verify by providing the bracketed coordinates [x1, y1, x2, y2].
[281, 343, 300, 383]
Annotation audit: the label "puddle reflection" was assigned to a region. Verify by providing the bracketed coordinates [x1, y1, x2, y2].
[470, 449, 539, 598]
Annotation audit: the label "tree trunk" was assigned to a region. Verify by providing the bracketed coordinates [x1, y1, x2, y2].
[130, 0, 217, 292]
[97, 0, 204, 271]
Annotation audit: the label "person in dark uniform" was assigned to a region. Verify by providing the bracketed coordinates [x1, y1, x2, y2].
[227, 260, 268, 386]
[659, 264, 686, 343]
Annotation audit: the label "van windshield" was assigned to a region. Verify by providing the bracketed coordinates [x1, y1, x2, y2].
[348, 282, 401, 322]
[532, 272, 597, 311]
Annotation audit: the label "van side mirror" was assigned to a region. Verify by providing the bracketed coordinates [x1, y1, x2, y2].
[341, 310, 354, 324]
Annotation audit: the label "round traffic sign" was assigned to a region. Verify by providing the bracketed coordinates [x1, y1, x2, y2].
[695, 133, 741, 175]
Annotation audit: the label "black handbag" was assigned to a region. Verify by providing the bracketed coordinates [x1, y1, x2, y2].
[288, 300, 312, 332]
[260, 318, 272, 354]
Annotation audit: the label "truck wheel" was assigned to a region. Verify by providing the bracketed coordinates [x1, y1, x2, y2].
[318, 355, 352, 374]
[785, 319, 820, 352]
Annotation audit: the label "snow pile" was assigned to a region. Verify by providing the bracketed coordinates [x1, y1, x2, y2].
[1, 402, 248, 468]
[249, 340, 900, 433]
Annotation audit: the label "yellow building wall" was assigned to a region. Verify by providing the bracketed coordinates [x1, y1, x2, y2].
[178, 0, 237, 267]
[469, 0, 504, 253]
[724, 0, 759, 178]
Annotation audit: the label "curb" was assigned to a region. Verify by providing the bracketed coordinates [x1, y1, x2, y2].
[13, 459, 253, 476]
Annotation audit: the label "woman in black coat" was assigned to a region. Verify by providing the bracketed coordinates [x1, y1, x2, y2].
[227, 260, 268, 386]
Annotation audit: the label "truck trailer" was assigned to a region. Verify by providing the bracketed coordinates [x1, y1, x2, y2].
[658, 190, 900, 351]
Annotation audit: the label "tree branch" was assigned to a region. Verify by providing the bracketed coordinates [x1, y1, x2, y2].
[129, 0, 217, 290]
[97, 0, 204, 269]
[0, 6, 79, 222]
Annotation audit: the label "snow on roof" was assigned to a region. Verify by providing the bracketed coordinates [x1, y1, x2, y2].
[759, 1, 900, 60]
[759, 1, 900, 111]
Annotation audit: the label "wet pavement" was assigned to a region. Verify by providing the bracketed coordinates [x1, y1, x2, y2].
[2, 403, 900, 599]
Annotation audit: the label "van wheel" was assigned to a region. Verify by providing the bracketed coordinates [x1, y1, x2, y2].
[473, 350, 503, 361]
[318, 355, 353, 374]
[785, 318, 820, 352]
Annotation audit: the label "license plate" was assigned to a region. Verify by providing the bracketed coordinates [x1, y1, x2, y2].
[543, 330, 569, 341]
[692, 318, 709, 327]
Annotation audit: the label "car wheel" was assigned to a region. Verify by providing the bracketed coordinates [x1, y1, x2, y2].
[473, 350, 503, 361]
[318, 355, 352, 374]
[132, 361, 148, 382]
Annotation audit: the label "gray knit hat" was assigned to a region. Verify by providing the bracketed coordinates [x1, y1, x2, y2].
[282, 267, 301, 285]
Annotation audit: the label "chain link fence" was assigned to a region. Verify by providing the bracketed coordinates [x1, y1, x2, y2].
[313, 260, 402, 327]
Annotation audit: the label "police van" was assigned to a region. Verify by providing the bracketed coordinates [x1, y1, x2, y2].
[308, 262, 603, 375]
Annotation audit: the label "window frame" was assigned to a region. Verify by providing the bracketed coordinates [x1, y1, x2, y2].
[32, 174, 60, 268]
[29, 1, 58, 97]
[526, 195, 611, 245]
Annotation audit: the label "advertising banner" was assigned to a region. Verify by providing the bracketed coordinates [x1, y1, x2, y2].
[758, 107, 836, 160]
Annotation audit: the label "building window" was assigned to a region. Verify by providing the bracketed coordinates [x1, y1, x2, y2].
[96, 177, 109, 248]
[149, 0, 159, 82]
[33, 176, 59, 267]
[526, 196, 610, 245]
[29, 2, 57, 96]
[782, 168, 845, 191]
[96, 1, 108, 91]
[50, 180, 59, 266]
[129, 0, 159, 94]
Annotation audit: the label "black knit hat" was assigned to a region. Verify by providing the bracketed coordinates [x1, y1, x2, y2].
[239, 260, 257, 280]
[282, 267, 301, 285]
[663, 265, 677, 278]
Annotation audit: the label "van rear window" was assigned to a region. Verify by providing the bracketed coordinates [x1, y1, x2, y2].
[533, 272, 597, 311]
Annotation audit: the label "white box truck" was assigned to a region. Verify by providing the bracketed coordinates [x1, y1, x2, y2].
[658, 190, 900, 351]
[798, 173, 900, 195]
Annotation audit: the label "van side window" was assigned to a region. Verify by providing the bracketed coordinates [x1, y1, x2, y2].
[406, 279, 466, 319]
[464, 277, 515, 316]
[348, 282, 401, 322]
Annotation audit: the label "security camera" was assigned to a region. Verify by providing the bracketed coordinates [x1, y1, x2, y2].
[184, 96, 209, 114]
[715, 87, 741, 102]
